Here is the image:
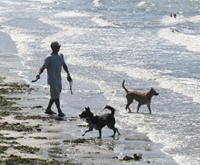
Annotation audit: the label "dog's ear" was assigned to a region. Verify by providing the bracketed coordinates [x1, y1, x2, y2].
[150, 88, 154, 92]
[86, 107, 90, 111]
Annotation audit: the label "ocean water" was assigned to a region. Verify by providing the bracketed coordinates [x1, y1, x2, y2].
[0, 0, 200, 164]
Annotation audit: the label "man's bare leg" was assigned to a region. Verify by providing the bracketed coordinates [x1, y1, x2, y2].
[55, 99, 65, 116]
[45, 99, 57, 114]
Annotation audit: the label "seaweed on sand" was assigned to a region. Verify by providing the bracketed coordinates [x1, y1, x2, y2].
[0, 155, 77, 165]
[0, 122, 41, 132]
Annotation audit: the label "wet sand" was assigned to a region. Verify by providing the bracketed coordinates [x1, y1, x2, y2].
[0, 29, 176, 164]
[0, 76, 176, 165]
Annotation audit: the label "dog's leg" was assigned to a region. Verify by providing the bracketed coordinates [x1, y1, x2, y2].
[111, 128, 120, 137]
[126, 101, 133, 113]
[82, 127, 93, 136]
[137, 104, 141, 113]
[108, 124, 120, 137]
[147, 104, 152, 114]
[126, 95, 133, 113]
[115, 128, 120, 136]
[98, 129, 102, 138]
[112, 129, 116, 138]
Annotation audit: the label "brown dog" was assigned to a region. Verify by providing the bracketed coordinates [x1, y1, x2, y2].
[122, 80, 159, 113]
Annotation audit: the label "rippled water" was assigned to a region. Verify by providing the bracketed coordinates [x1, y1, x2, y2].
[0, 0, 200, 164]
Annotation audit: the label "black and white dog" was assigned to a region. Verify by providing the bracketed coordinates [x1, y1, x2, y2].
[79, 105, 120, 138]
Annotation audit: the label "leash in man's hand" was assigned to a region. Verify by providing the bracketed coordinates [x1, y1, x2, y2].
[67, 75, 73, 94]
[32, 74, 73, 94]
[32, 75, 40, 83]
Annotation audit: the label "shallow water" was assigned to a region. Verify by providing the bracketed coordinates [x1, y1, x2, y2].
[0, 0, 200, 164]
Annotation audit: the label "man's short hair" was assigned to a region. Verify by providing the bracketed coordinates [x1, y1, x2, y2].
[50, 41, 61, 48]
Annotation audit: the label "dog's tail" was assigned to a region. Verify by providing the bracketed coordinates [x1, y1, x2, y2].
[122, 80, 128, 93]
[104, 105, 115, 116]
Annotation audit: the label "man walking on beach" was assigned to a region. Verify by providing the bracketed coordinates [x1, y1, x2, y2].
[35, 41, 72, 116]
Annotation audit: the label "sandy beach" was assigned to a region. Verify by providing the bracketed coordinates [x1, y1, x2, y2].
[0, 2, 180, 164]
[0, 29, 175, 164]
[0, 75, 176, 165]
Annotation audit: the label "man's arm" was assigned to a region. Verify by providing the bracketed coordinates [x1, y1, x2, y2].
[63, 64, 72, 82]
[36, 66, 44, 79]
[63, 64, 70, 75]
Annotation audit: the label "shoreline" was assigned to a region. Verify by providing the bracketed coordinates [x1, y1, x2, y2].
[0, 24, 177, 165]
[0, 76, 177, 164]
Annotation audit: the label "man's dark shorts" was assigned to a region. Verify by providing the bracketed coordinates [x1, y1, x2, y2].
[50, 84, 62, 99]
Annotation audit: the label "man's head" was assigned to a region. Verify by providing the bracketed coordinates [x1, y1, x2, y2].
[50, 41, 61, 53]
